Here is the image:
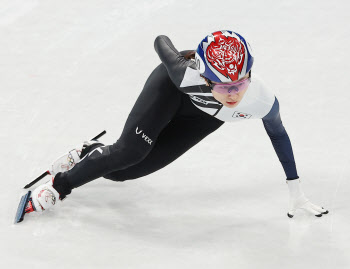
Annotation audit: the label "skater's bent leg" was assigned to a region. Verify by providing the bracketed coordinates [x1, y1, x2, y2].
[54, 64, 182, 195]
[104, 104, 224, 181]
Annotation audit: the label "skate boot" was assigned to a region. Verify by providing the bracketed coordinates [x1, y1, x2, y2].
[25, 177, 61, 213]
[20, 140, 103, 215]
[23, 131, 106, 190]
[19, 173, 71, 222]
[15, 132, 106, 223]
[49, 140, 104, 176]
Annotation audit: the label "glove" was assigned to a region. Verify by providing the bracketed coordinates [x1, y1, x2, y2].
[286, 179, 329, 218]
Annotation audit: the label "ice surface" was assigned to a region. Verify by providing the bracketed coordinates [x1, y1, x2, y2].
[1, 0, 349, 268]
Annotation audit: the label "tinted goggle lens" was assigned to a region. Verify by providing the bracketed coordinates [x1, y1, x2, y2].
[211, 77, 251, 94]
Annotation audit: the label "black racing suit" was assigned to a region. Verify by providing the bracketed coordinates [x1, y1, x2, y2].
[54, 36, 298, 197]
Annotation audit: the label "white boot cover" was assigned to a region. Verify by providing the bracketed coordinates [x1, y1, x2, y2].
[31, 180, 60, 212]
[49, 145, 83, 175]
[49, 140, 100, 175]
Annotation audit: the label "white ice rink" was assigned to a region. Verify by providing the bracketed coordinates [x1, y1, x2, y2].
[1, 0, 349, 268]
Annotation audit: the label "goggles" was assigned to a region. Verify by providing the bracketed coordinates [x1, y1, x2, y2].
[207, 73, 251, 95]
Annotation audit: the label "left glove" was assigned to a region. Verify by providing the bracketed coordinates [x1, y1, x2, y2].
[287, 179, 329, 218]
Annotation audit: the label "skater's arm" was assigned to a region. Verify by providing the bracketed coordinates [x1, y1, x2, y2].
[154, 35, 197, 88]
[262, 98, 299, 180]
[263, 99, 329, 217]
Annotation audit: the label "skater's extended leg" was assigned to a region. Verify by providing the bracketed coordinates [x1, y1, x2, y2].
[54, 64, 183, 196]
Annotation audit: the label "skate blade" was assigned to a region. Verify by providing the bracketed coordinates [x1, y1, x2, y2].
[14, 191, 31, 224]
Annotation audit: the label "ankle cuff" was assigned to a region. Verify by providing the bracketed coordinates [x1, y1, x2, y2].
[53, 172, 72, 199]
